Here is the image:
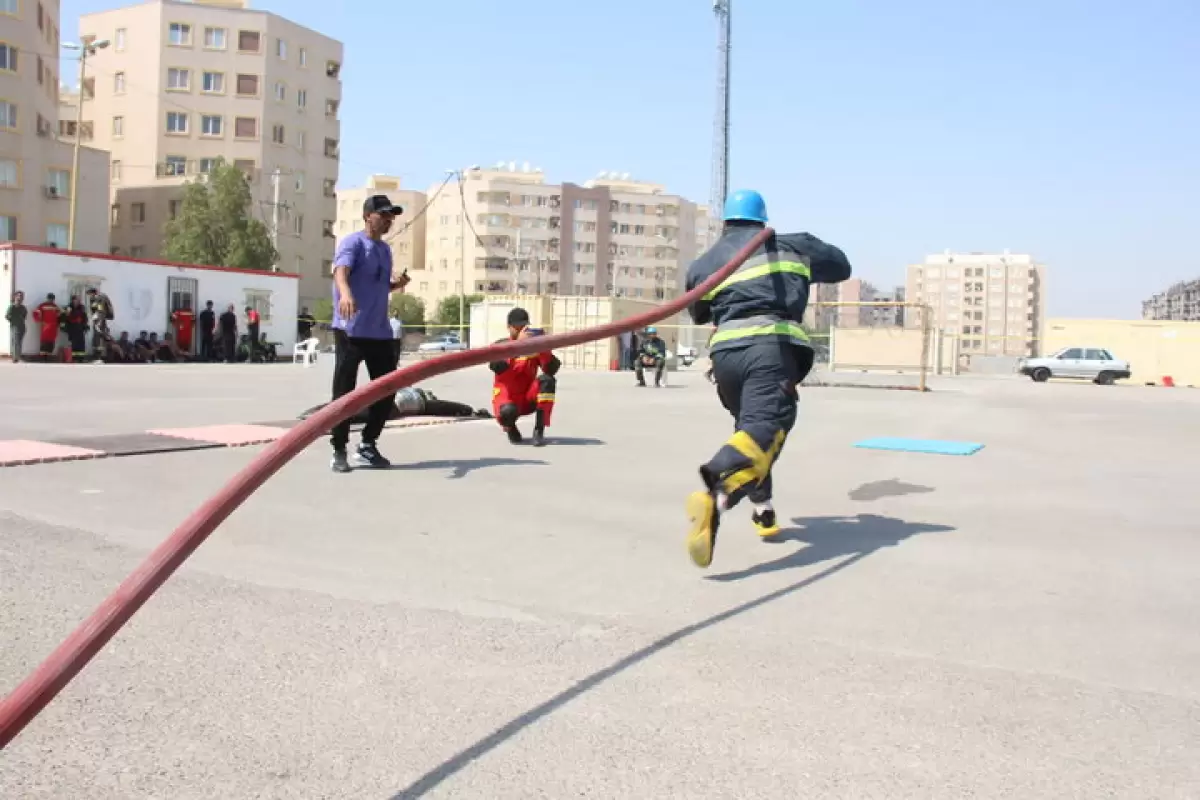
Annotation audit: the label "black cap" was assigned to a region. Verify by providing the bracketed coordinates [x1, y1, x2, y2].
[363, 194, 403, 216]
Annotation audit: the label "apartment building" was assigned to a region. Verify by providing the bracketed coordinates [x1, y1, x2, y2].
[0, 0, 110, 251]
[417, 164, 703, 314]
[69, 0, 342, 307]
[905, 251, 1046, 357]
[832, 279, 906, 327]
[334, 174, 425, 276]
[1142, 278, 1200, 321]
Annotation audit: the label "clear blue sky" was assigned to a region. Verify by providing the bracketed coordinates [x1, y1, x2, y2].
[61, 0, 1199, 317]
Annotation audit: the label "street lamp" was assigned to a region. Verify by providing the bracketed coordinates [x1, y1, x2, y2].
[63, 38, 109, 250]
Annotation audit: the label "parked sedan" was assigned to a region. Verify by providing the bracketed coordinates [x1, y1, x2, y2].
[416, 334, 467, 354]
[1018, 347, 1131, 385]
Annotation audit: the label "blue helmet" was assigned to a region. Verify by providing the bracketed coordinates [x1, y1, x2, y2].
[722, 189, 768, 223]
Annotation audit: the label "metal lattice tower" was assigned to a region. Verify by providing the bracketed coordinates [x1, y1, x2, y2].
[709, 0, 731, 232]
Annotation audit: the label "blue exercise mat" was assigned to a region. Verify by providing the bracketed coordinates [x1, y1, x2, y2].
[854, 437, 984, 456]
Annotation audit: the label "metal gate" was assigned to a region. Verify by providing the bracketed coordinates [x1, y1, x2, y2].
[167, 276, 199, 353]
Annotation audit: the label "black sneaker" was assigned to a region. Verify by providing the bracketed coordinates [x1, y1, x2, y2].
[752, 509, 781, 538]
[330, 449, 351, 473]
[505, 426, 523, 445]
[353, 442, 391, 468]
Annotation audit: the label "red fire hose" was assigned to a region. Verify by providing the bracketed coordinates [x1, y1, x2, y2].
[0, 227, 774, 749]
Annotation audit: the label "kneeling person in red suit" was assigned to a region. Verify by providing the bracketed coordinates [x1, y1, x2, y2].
[489, 307, 559, 447]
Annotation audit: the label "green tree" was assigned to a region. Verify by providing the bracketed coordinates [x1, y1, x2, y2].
[434, 293, 484, 334]
[311, 298, 333, 324]
[162, 158, 278, 271]
[389, 294, 426, 329]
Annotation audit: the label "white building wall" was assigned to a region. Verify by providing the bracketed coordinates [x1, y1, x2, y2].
[1, 244, 298, 357]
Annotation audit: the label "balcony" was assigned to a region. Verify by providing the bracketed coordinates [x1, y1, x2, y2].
[325, 98, 339, 118]
[324, 138, 339, 159]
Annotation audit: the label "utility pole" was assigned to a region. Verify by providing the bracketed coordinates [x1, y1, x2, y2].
[64, 37, 110, 250]
[270, 168, 282, 272]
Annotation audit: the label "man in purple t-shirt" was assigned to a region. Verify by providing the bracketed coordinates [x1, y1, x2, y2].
[329, 194, 412, 473]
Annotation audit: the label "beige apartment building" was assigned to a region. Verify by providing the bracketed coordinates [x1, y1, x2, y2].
[905, 251, 1046, 357]
[0, 0, 110, 252]
[418, 164, 704, 315]
[333, 174, 425, 281]
[69, 0, 342, 307]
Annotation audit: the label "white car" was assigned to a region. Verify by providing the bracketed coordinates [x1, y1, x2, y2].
[1019, 347, 1131, 385]
[418, 334, 467, 353]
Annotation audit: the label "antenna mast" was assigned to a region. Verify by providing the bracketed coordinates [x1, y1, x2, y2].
[709, 0, 731, 232]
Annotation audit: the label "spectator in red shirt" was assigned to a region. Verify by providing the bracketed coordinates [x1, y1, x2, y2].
[32, 294, 60, 359]
[244, 306, 261, 362]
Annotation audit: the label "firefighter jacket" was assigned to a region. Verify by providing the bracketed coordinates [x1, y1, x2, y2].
[684, 226, 851, 354]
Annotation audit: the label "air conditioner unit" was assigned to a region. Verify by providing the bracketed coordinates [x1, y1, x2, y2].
[44, 186, 59, 198]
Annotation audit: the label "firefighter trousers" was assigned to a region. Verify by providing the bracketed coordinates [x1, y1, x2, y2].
[702, 341, 813, 508]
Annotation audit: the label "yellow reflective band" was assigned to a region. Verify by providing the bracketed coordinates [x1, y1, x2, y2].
[722, 467, 759, 495]
[536, 393, 555, 402]
[703, 260, 812, 301]
[709, 322, 809, 346]
[727, 429, 785, 481]
[493, 387, 501, 396]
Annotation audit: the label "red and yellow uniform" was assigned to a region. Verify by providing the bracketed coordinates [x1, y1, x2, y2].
[489, 346, 559, 446]
[171, 308, 196, 351]
[32, 301, 60, 353]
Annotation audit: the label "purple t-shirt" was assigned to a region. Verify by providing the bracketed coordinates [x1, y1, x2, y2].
[331, 230, 393, 340]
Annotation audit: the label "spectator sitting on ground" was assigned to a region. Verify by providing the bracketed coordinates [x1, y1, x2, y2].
[116, 332, 137, 362]
[157, 332, 186, 362]
[259, 333, 278, 363]
[134, 331, 155, 361]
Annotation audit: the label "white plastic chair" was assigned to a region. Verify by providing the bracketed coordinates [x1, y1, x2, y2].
[293, 337, 320, 367]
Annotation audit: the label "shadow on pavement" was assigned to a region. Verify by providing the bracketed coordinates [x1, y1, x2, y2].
[388, 511, 953, 798]
[706, 514, 955, 583]
[847, 479, 935, 502]
[385, 457, 548, 479]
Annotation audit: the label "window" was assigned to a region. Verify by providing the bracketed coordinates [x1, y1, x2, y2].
[111, 160, 122, 182]
[296, 130, 306, 151]
[0, 158, 16, 187]
[110, 204, 120, 226]
[198, 157, 218, 174]
[164, 155, 186, 176]
[112, 115, 124, 136]
[203, 26, 226, 49]
[237, 30, 260, 52]
[167, 22, 192, 46]
[130, 245, 145, 258]
[324, 137, 338, 158]
[235, 73, 258, 96]
[244, 290, 272, 321]
[273, 81, 285, 102]
[0, 43, 17, 72]
[46, 223, 67, 247]
[115, 28, 126, 51]
[165, 111, 188, 134]
[322, 178, 335, 197]
[294, 171, 305, 192]
[200, 114, 222, 136]
[131, 202, 146, 224]
[47, 168, 70, 196]
[114, 72, 126, 93]
[234, 116, 257, 138]
[296, 88, 307, 109]
[201, 71, 224, 93]
[291, 214, 303, 235]
[324, 98, 338, 117]
[168, 199, 182, 219]
[0, 100, 16, 130]
[271, 123, 284, 144]
[166, 67, 190, 90]
[275, 38, 286, 59]
[0, 216, 15, 239]
[232, 159, 255, 176]
[1058, 348, 1083, 360]
[325, 60, 340, 78]
[298, 47, 307, 66]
